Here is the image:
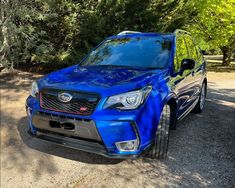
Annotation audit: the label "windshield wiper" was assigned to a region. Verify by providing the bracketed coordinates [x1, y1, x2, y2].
[82, 64, 167, 70]
[146, 67, 167, 70]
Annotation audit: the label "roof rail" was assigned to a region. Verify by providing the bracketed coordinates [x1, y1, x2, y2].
[174, 29, 191, 36]
[117, 31, 141, 35]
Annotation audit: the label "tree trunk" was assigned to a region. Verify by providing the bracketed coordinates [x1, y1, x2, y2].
[221, 46, 231, 66]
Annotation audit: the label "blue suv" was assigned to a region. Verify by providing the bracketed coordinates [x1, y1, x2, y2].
[26, 30, 207, 159]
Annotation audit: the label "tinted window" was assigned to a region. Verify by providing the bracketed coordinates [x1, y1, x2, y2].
[184, 35, 198, 61]
[196, 47, 204, 62]
[80, 37, 172, 69]
[174, 35, 188, 72]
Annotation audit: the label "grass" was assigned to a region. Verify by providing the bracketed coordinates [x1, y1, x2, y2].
[205, 56, 235, 72]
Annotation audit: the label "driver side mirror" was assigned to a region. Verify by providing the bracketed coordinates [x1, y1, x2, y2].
[179, 59, 195, 75]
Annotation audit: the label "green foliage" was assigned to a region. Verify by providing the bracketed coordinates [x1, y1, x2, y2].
[0, 0, 233, 69]
[188, 0, 235, 65]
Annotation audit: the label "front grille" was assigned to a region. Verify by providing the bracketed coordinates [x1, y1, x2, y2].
[40, 88, 100, 116]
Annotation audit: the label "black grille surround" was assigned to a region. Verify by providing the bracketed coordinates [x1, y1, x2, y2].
[40, 88, 100, 116]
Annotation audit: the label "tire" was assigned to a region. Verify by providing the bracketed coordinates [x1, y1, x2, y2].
[147, 104, 172, 159]
[193, 82, 206, 113]
[169, 104, 177, 130]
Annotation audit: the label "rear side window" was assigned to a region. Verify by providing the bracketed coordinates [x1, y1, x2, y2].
[196, 46, 204, 62]
[174, 35, 188, 72]
[184, 35, 199, 62]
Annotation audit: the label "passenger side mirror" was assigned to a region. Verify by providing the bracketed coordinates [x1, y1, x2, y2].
[179, 59, 195, 75]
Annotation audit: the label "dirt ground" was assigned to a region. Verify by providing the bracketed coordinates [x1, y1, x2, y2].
[1, 71, 235, 188]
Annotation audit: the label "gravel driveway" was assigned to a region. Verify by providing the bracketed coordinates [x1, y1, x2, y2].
[1, 72, 235, 188]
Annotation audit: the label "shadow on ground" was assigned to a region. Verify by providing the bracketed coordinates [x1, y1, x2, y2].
[17, 117, 123, 165]
[1, 71, 234, 187]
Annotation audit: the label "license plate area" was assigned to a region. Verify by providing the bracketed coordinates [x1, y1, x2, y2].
[49, 120, 75, 131]
[32, 112, 101, 141]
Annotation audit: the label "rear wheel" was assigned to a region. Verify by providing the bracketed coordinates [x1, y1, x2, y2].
[147, 104, 172, 159]
[193, 82, 206, 113]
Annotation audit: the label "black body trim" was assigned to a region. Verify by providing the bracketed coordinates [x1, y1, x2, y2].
[28, 129, 139, 159]
[32, 112, 102, 141]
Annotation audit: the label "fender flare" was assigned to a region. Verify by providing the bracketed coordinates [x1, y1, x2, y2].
[164, 92, 178, 107]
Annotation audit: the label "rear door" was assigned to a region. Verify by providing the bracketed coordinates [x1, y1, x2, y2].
[171, 33, 195, 117]
[184, 35, 202, 101]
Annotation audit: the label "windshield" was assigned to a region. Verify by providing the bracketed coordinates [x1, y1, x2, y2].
[80, 37, 172, 69]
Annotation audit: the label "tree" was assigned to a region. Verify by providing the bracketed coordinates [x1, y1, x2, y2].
[0, 0, 47, 69]
[1, 0, 199, 69]
[190, 0, 235, 66]
[0, 0, 210, 70]
[0, 0, 21, 69]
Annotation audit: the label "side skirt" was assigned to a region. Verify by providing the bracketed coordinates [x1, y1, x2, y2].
[177, 97, 199, 121]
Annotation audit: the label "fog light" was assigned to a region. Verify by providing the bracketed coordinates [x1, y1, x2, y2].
[115, 139, 139, 152]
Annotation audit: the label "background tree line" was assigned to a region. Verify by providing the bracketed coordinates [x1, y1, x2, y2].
[0, 0, 234, 71]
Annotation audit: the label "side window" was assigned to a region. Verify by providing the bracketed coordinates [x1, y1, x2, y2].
[174, 35, 188, 72]
[184, 35, 198, 62]
[196, 47, 204, 62]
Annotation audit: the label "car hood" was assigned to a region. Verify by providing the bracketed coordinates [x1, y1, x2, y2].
[38, 65, 168, 96]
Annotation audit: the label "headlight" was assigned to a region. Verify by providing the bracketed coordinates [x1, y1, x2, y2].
[103, 86, 152, 110]
[31, 81, 39, 97]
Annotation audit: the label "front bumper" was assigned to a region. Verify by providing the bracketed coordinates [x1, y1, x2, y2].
[28, 129, 139, 159]
[26, 96, 154, 158]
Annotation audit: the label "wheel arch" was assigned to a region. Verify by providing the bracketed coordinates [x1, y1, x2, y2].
[203, 77, 207, 96]
[164, 93, 178, 109]
[164, 94, 178, 130]
[166, 97, 177, 109]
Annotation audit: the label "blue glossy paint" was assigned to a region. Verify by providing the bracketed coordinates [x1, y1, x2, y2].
[26, 31, 206, 157]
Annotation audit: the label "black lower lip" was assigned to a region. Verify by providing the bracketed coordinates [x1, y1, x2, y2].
[28, 129, 139, 159]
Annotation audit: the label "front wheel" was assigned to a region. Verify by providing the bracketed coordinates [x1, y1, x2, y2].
[147, 104, 172, 159]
